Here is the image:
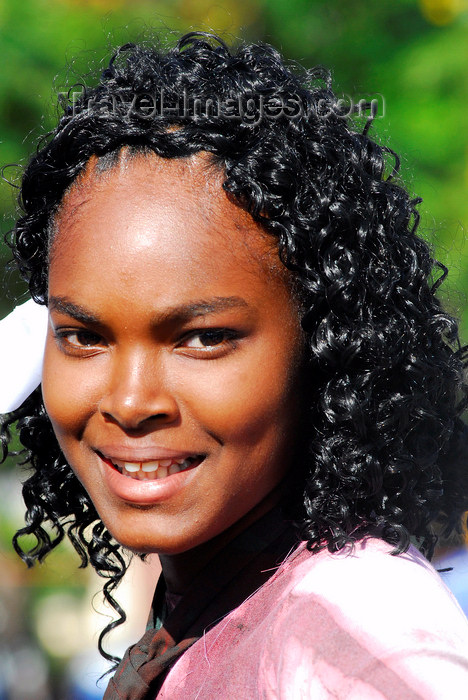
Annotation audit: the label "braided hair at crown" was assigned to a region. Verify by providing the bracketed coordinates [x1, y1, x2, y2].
[2, 32, 468, 662]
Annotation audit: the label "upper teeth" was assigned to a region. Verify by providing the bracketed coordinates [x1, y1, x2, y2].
[112, 456, 194, 474]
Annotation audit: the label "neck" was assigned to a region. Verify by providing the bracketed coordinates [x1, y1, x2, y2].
[159, 486, 285, 595]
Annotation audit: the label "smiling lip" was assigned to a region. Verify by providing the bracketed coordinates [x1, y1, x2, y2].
[97, 449, 205, 505]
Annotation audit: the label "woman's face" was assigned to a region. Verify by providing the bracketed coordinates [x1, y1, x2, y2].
[43, 153, 305, 555]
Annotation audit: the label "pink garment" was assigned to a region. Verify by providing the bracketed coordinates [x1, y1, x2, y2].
[157, 538, 468, 699]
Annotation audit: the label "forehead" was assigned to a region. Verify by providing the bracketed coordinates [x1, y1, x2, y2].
[48, 152, 295, 314]
[51, 153, 281, 274]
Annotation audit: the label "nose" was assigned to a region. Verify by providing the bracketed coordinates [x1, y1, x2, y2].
[98, 349, 179, 431]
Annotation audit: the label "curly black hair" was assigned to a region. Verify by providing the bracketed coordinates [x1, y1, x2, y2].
[2, 31, 468, 662]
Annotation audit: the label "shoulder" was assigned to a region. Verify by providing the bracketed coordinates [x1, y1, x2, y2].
[259, 538, 468, 699]
[283, 537, 466, 631]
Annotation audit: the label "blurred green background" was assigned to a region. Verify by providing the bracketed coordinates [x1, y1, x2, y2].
[0, 0, 467, 697]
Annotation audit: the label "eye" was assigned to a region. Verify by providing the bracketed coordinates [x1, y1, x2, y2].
[185, 330, 230, 348]
[54, 328, 105, 355]
[179, 329, 240, 356]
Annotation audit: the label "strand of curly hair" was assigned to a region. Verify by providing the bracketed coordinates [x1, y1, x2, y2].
[2, 31, 468, 663]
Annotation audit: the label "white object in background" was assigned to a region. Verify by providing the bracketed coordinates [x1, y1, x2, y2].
[0, 299, 48, 413]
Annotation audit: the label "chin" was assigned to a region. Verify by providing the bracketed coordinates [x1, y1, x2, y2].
[101, 518, 196, 556]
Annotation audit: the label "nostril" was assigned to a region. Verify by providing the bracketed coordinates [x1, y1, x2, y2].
[99, 405, 174, 431]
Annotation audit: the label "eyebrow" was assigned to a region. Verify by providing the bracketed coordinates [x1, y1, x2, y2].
[48, 295, 249, 326]
[48, 297, 101, 324]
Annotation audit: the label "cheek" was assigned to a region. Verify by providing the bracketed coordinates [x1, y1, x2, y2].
[180, 349, 302, 452]
[42, 336, 100, 440]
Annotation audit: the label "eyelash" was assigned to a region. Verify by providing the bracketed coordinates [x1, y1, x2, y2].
[53, 328, 240, 358]
[178, 328, 240, 359]
[54, 329, 104, 354]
